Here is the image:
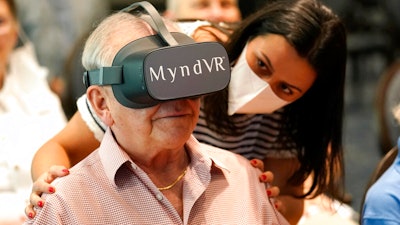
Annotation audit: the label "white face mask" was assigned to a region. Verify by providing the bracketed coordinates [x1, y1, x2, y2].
[228, 44, 291, 115]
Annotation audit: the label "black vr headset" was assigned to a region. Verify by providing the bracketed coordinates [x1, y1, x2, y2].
[83, 1, 231, 108]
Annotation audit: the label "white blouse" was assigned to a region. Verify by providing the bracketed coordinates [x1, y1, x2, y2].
[0, 43, 67, 224]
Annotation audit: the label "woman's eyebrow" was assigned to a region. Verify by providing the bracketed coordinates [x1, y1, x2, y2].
[259, 51, 274, 73]
[285, 83, 303, 93]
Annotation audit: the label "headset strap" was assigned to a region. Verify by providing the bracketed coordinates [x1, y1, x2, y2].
[83, 66, 122, 87]
[121, 1, 178, 46]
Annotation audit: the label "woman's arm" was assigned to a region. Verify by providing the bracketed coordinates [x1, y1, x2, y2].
[31, 111, 100, 180]
[26, 111, 100, 218]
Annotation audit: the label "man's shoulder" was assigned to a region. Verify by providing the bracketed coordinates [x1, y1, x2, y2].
[51, 150, 102, 191]
[197, 142, 256, 172]
[199, 141, 247, 158]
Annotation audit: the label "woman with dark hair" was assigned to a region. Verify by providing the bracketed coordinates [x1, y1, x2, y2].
[195, 0, 347, 223]
[26, 0, 349, 224]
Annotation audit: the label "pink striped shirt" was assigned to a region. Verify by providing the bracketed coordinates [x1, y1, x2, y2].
[25, 128, 289, 225]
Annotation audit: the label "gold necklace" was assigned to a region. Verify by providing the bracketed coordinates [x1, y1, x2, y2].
[157, 168, 187, 191]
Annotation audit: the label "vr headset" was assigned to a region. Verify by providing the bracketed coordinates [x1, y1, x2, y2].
[83, 1, 231, 108]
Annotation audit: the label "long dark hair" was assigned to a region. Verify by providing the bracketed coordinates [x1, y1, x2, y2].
[203, 0, 347, 199]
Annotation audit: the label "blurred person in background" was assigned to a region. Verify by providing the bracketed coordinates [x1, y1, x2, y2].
[163, 0, 241, 23]
[0, 0, 66, 224]
[361, 103, 400, 225]
[14, 0, 110, 98]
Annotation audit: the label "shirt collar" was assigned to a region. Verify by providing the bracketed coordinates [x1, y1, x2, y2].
[185, 134, 231, 173]
[99, 128, 231, 187]
[99, 128, 132, 187]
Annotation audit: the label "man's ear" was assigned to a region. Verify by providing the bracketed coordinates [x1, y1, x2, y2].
[86, 86, 114, 126]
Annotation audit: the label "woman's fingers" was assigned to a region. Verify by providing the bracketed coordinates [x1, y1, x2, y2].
[267, 185, 280, 198]
[250, 158, 264, 171]
[24, 203, 36, 219]
[251, 161, 279, 197]
[45, 165, 70, 183]
[258, 170, 281, 199]
[25, 165, 70, 219]
[192, 25, 230, 43]
[259, 170, 274, 183]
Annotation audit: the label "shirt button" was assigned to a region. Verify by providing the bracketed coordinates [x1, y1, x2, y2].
[130, 163, 137, 170]
[156, 193, 163, 201]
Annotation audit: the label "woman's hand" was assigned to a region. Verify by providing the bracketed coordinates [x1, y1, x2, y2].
[24, 165, 69, 219]
[252, 158, 305, 225]
[192, 24, 232, 43]
[250, 159, 280, 199]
